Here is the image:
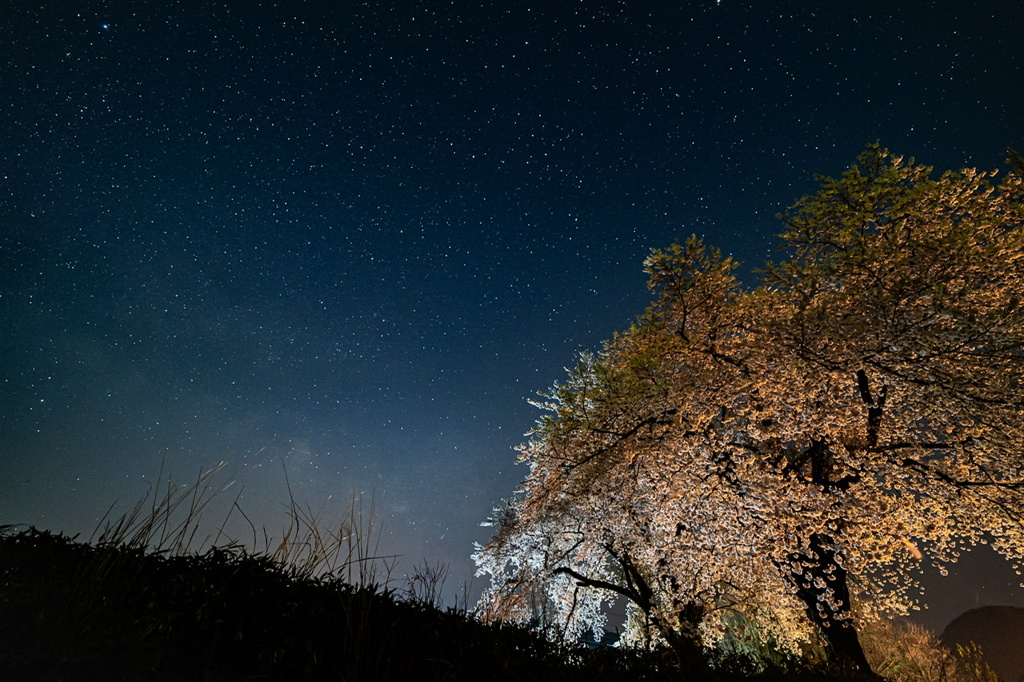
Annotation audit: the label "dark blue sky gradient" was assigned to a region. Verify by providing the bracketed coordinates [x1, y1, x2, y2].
[2, 0, 1023, 631]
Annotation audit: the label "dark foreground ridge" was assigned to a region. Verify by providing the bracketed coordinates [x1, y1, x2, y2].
[0, 526, 869, 682]
[942, 606, 1024, 682]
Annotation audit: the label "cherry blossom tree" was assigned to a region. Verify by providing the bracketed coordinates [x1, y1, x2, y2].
[473, 146, 1024, 673]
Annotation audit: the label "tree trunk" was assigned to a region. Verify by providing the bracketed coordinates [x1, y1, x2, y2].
[554, 555, 706, 666]
[659, 601, 707, 668]
[791, 534, 875, 674]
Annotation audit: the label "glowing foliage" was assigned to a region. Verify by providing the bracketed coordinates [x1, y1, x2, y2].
[473, 146, 1024, 671]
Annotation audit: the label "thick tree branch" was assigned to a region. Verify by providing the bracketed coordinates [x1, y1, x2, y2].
[855, 368, 888, 449]
[900, 456, 1024, 490]
[553, 566, 646, 609]
[565, 408, 678, 471]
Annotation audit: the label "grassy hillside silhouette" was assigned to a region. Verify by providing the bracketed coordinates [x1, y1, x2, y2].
[0, 467, 999, 681]
[1, 523, 847, 682]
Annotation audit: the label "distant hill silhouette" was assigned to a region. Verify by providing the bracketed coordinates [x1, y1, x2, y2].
[941, 605, 1024, 682]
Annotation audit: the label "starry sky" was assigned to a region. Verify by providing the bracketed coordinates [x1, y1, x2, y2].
[2, 0, 1023, 633]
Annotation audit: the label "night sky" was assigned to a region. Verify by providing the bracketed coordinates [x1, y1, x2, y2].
[3, 1, 1023, 633]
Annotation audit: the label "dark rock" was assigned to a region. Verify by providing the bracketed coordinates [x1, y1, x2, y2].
[941, 605, 1024, 682]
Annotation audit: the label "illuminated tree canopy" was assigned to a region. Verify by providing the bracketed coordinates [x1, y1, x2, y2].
[473, 146, 1024, 672]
